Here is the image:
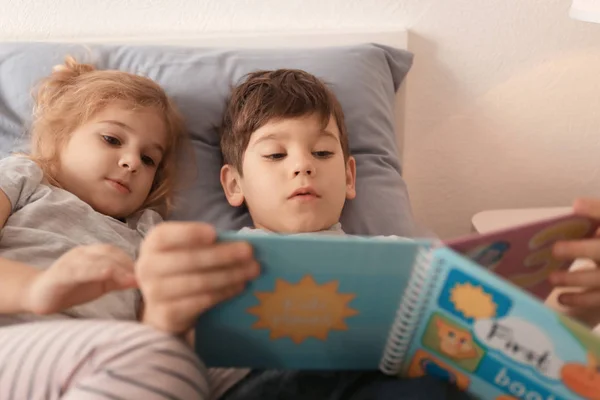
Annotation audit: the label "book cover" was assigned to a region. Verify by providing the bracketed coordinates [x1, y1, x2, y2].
[195, 233, 431, 369]
[401, 247, 600, 400]
[445, 213, 600, 299]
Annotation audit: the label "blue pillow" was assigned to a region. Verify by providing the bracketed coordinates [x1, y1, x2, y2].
[0, 42, 416, 237]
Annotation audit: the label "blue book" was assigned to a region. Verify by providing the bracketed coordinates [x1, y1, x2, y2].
[195, 215, 600, 400]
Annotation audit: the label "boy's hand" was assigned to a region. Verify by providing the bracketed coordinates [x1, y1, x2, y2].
[23, 244, 136, 315]
[550, 198, 600, 309]
[136, 222, 259, 335]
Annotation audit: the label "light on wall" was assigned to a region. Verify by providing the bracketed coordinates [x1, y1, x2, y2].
[571, 0, 600, 23]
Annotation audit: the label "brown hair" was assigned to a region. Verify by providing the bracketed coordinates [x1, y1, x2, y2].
[28, 56, 187, 217]
[220, 69, 350, 173]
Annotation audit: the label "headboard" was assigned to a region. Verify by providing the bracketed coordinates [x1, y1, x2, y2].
[33, 29, 408, 49]
[32, 29, 409, 158]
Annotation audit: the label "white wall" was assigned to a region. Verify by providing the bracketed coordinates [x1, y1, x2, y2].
[2, 0, 600, 238]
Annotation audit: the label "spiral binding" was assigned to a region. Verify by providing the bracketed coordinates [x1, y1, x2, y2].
[378, 245, 442, 375]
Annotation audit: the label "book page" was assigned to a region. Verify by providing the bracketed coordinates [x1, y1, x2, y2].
[445, 213, 600, 299]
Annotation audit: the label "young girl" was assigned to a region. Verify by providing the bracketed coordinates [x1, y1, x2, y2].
[0, 57, 258, 400]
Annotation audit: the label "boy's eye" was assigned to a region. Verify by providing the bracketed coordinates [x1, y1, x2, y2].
[313, 151, 334, 158]
[141, 155, 156, 166]
[264, 153, 286, 160]
[102, 135, 121, 146]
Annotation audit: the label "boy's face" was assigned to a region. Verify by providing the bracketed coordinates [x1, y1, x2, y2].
[221, 113, 356, 233]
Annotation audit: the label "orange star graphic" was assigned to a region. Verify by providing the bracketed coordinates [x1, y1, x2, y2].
[247, 275, 359, 344]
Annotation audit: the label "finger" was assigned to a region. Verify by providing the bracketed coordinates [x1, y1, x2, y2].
[144, 283, 245, 333]
[558, 289, 600, 309]
[88, 249, 137, 286]
[550, 269, 600, 288]
[86, 245, 136, 273]
[142, 222, 218, 251]
[108, 267, 138, 289]
[212, 283, 247, 304]
[94, 267, 138, 294]
[157, 283, 247, 313]
[553, 239, 600, 261]
[145, 261, 260, 301]
[70, 264, 113, 284]
[573, 198, 600, 220]
[66, 249, 134, 286]
[141, 244, 255, 276]
[107, 255, 136, 276]
[197, 283, 246, 311]
[69, 264, 136, 291]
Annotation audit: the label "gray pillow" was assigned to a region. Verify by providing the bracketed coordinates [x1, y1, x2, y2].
[0, 42, 417, 237]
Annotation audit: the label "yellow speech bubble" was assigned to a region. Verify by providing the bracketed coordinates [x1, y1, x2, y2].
[450, 282, 498, 320]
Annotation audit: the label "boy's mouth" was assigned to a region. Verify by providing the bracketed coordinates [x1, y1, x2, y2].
[289, 187, 320, 199]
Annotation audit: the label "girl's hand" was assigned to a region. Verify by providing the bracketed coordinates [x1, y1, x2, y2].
[23, 244, 136, 315]
[136, 222, 259, 335]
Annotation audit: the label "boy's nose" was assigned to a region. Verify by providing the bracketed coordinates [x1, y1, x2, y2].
[294, 169, 312, 176]
[293, 160, 315, 176]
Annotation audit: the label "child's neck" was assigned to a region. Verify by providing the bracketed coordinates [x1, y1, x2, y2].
[252, 222, 344, 235]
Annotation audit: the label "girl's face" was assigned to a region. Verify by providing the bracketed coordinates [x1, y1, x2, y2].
[54, 102, 168, 219]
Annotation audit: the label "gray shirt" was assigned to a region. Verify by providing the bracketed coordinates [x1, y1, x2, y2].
[0, 155, 162, 326]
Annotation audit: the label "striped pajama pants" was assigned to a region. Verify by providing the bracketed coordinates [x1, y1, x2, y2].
[0, 319, 210, 400]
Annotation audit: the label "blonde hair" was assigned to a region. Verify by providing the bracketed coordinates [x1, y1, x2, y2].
[28, 56, 187, 217]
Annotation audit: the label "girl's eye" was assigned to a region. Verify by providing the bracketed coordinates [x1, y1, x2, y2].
[141, 155, 156, 167]
[313, 151, 334, 158]
[103, 135, 121, 146]
[264, 153, 286, 160]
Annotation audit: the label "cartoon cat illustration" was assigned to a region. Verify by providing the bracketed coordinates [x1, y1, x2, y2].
[436, 318, 478, 360]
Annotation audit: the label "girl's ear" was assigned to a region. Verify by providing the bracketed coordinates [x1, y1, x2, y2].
[220, 164, 245, 207]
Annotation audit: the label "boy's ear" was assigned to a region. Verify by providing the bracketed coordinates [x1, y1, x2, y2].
[220, 164, 245, 207]
[345, 156, 357, 200]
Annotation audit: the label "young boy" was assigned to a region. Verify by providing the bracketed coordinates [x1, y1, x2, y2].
[220, 69, 355, 236]
[217, 69, 472, 400]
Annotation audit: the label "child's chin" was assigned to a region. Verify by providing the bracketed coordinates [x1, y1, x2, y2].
[284, 219, 333, 234]
[92, 201, 131, 220]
